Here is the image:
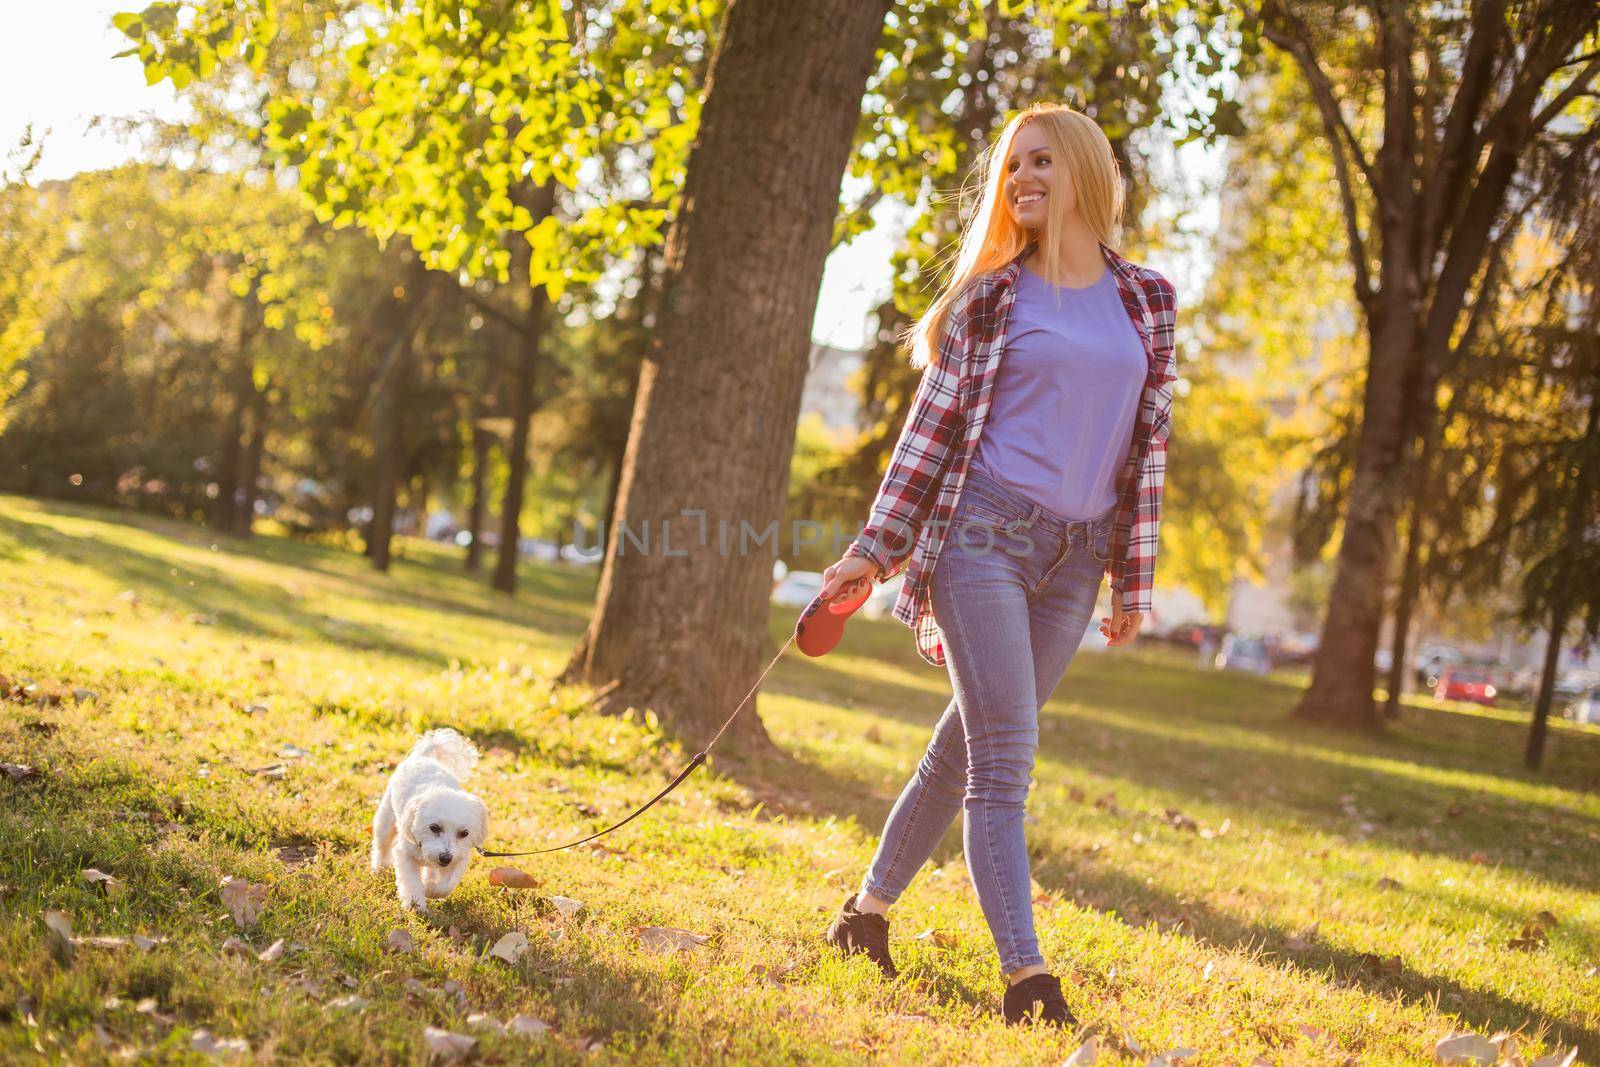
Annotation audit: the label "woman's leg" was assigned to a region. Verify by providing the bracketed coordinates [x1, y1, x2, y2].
[927, 521, 1049, 979]
[857, 695, 968, 910]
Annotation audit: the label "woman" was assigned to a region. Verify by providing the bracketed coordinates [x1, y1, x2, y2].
[817, 103, 1178, 1027]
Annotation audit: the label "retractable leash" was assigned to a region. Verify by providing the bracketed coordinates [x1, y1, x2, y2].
[477, 576, 875, 859]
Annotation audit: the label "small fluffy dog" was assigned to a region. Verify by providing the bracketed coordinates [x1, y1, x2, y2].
[371, 728, 489, 910]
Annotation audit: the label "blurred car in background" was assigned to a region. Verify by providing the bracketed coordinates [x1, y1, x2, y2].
[1214, 634, 1273, 675]
[1414, 644, 1464, 688]
[1564, 684, 1600, 726]
[772, 570, 826, 609]
[1433, 667, 1497, 707]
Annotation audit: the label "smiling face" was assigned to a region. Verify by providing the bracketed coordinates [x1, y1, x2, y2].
[1003, 120, 1076, 230]
[403, 789, 488, 868]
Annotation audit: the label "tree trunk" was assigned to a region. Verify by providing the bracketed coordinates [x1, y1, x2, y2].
[1294, 300, 1417, 731]
[492, 188, 556, 594]
[234, 382, 270, 538]
[557, 0, 891, 750]
[367, 329, 415, 572]
[1526, 596, 1569, 771]
[465, 424, 492, 573]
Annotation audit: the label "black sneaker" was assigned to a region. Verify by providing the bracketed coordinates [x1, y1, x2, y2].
[1002, 972, 1076, 1028]
[825, 894, 898, 979]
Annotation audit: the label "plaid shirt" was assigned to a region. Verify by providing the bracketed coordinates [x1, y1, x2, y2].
[844, 237, 1177, 668]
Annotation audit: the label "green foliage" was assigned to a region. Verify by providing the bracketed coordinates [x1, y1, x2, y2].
[0, 132, 53, 433]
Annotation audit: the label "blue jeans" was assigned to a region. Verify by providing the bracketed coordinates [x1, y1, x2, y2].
[858, 465, 1113, 976]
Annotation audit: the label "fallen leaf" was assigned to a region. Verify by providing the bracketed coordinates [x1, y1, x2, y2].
[1, 762, 41, 782]
[220, 876, 267, 928]
[81, 869, 125, 898]
[487, 866, 539, 889]
[548, 895, 584, 919]
[1534, 909, 1559, 927]
[324, 995, 369, 1012]
[71, 688, 98, 704]
[239, 704, 269, 716]
[1064, 1036, 1099, 1065]
[42, 910, 75, 964]
[635, 925, 709, 954]
[912, 928, 960, 949]
[1508, 923, 1548, 951]
[220, 937, 254, 958]
[423, 1026, 475, 1061]
[1435, 1032, 1498, 1065]
[1376, 876, 1404, 891]
[506, 1014, 551, 1037]
[1530, 1050, 1578, 1067]
[752, 960, 797, 986]
[383, 928, 415, 954]
[132, 934, 168, 952]
[489, 931, 530, 964]
[465, 1013, 504, 1036]
[257, 938, 285, 962]
[191, 1028, 250, 1059]
[1356, 951, 1404, 975]
[249, 764, 288, 780]
[1164, 808, 1199, 832]
[1468, 851, 1490, 865]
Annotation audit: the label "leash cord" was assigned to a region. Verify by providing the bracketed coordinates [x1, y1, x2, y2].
[477, 631, 797, 858]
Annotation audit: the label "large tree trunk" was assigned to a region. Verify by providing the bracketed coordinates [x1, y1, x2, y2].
[1294, 302, 1416, 731]
[492, 181, 557, 595]
[557, 0, 891, 749]
[465, 423, 492, 573]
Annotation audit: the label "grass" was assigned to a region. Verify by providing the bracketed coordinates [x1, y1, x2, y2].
[1, 494, 1597, 1065]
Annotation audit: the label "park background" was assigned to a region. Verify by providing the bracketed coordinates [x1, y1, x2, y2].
[1, 0, 1597, 1064]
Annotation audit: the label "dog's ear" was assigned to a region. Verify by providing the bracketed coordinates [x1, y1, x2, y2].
[399, 795, 426, 845]
[469, 795, 488, 845]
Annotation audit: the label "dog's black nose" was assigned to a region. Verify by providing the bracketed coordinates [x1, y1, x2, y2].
[437, 852, 453, 866]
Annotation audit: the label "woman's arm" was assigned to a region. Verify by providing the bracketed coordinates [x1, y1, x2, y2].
[843, 289, 973, 584]
[1108, 272, 1177, 614]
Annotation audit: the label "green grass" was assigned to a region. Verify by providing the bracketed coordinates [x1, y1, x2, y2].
[2, 494, 1597, 1065]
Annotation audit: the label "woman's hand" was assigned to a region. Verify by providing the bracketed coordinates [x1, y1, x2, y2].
[1099, 602, 1144, 646]
[821, 554, 880, 606]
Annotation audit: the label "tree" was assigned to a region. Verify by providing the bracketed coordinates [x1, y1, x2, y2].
[1257, 0, 1600, 730]
[555, 0, 894, 748]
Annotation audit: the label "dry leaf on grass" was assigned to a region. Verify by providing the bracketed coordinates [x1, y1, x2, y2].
[489, 931, 530, 964]
[423, 1026, 476, 1061]
[383, 928, 415, 954]
[1508, 923, 1549, 951]
[324, 995, 369, 1013]
[1376, 876, 1404, 891]
[1063, 1036, 1099, 1065]
[191, 1028, 250, 1059]
[634, 926, 709, 954]
[257, 939, 285, 962]
[220, 876, 267, 928]
[487, 866, 539, 889]
[42, 910, 75, 964]
[1, 762, 41, 782]
[80, 869, 125, 897]
[75, 935, 131, 950]
[549, 895, 584, 919]
[506, 1014, 550, 1037]
[1530, 1050, 1578, 1067]
[465, 1014, 504, 1036]
[1435, 1032, 1498, 1065]
[132, 934, 168, 952]
[220, 937, 254, 958]
[912, 929, 960, 949]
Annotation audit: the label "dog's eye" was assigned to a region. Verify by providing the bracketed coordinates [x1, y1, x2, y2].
[456, 829, 469, 839]
[428, 823, 442, 835]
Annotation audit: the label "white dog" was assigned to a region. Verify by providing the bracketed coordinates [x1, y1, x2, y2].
[371, 728, 489, 911]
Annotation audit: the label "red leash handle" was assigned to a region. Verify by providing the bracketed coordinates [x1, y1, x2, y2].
[794, 576, 873, 657]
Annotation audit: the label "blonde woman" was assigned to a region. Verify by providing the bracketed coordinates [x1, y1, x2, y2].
[819, 103, 1178, 1026]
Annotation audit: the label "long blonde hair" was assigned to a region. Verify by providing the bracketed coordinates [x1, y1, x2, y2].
[906, 103, 1125, 371]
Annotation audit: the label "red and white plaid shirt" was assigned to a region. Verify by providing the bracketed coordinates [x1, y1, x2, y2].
[844, 236, 1177, 668]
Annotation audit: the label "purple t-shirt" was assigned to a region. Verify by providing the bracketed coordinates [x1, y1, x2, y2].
[971, 260, 1147, 521]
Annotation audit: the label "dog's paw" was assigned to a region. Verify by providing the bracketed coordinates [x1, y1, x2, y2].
[370, 853, 392, 873]
[399, 893, 428, 912]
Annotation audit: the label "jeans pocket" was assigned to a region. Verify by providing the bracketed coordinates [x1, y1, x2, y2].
[1090, 524, 1113, 565]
